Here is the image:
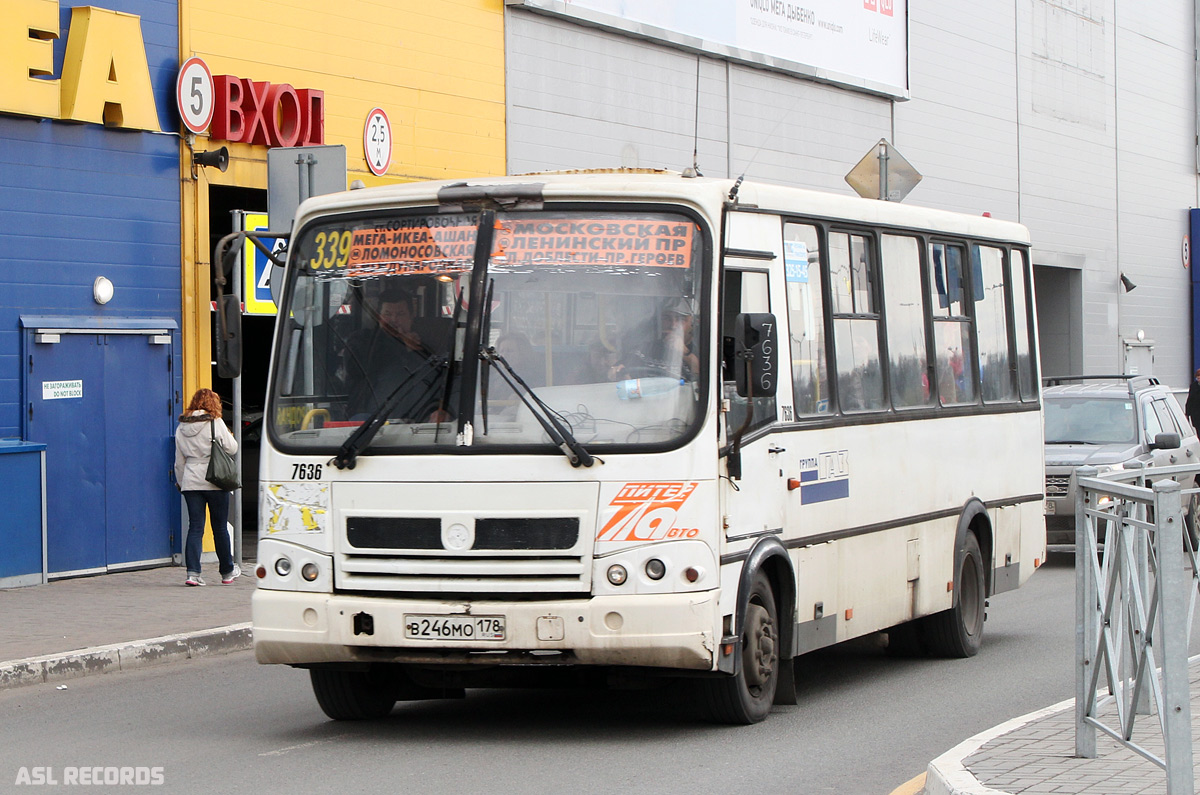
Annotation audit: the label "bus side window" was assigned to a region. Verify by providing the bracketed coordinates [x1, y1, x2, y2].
[830, 231, 885, 412]
[974, 244, 1017, 403]
[1010, 249, 1037, 400]
[881, 234, 932, 409]
[929, 242, 978, 406]
[784, 223, 830, 416]
[722, 269, 776, 430]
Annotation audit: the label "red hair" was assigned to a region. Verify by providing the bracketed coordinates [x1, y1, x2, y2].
[185, 388, 222, 418]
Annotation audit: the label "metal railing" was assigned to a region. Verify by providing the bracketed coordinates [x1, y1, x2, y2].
[1075, 461, 1199, 795]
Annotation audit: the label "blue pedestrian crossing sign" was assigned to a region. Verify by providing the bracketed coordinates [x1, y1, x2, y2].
[242, 212, 283, 316]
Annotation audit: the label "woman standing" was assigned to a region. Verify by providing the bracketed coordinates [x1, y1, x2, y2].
[174, 388, 239, 586]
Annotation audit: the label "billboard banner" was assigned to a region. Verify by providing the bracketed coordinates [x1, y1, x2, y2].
[508, 0, 908, 98]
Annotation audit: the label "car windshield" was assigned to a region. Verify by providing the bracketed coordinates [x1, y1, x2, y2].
[1044, 396, 1137, 445]
[268, 208, 707, 455]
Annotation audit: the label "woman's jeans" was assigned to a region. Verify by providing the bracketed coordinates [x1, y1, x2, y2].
[183, 490, 234, 576]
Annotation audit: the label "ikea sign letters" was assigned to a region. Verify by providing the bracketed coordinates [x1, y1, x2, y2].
[1, 1, 160, 130]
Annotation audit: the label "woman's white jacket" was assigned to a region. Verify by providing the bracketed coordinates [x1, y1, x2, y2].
[174, 411, 239, 491]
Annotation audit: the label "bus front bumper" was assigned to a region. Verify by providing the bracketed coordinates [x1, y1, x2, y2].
[252, 588, 720, 671]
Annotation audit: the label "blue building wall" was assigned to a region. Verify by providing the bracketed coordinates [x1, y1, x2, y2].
[0, 0, 182, 438]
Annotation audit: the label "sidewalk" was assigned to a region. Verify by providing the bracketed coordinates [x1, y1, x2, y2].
[0, 565, 253, 689]
[924, 656, 1200, 795]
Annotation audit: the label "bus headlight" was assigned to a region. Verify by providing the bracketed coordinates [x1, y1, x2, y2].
[301, 562, 320, 582]
[607, 564, 628, 585]
[644, 558, 666, 580]
[274, 557, 293, 577]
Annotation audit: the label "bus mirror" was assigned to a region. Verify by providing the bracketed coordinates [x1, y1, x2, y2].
[290, 281, 324, 327]
[734, 313, 777, 399]
[215, 293, 242, 378]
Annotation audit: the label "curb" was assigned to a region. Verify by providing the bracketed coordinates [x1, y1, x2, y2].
[923, 696, 1076, 795]
[0, 623, 253, 690]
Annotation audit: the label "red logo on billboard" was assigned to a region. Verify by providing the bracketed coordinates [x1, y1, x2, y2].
[863, 0, 877, 10]
[597, 482, 699, 542]
[879, 0, 894, 16]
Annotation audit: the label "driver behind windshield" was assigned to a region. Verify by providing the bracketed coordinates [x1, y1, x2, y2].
[342, 285, 449, 422]
[613, 297, 698, 381]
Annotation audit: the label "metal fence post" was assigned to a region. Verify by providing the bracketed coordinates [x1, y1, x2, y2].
[1153, 480, 1193, 795]
[1076, 465, 1098, 758]
[1127, 460, 1151, 716]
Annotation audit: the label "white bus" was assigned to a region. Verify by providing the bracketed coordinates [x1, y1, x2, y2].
[247, 170, 1045, 724]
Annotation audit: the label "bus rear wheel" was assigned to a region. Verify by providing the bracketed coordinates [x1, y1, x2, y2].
[700, 572, 779, 724]
[924, 531, 985, 658]
[310, 667, 397, 720]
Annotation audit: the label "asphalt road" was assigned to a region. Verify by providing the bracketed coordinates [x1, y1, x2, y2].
[0, 553, 1082, 795]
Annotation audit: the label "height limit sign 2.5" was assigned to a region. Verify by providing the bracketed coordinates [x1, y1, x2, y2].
[364, 108, 392, 176]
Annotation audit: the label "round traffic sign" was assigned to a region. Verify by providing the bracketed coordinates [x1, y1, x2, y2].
[176, 57, 215, 135]
[364, 108, 392, 176]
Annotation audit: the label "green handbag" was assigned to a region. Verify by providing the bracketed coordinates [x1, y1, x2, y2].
[205, 420, 241, 491]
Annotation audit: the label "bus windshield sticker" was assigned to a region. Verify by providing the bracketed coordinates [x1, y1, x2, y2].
[798, 451, 850, 504]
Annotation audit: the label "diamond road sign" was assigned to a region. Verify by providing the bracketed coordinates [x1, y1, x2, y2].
[845, 139, 922, 202]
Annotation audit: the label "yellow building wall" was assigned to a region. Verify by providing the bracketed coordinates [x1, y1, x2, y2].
[177, 1, 506, 552]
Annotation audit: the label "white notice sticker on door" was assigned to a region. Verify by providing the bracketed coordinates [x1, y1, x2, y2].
[43, 380, 83, 400]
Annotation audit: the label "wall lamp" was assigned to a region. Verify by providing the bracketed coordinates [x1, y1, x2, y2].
[1119, 273, 1137, 292]
[93, 276, 114, 305]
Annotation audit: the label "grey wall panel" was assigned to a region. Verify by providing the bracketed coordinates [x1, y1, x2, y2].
[504, 0, 1199, 386]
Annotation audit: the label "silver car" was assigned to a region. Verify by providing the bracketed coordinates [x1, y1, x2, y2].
[1043, 376, 1200, 545]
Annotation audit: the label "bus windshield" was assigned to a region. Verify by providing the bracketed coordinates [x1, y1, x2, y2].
[268, 208, 707, 455]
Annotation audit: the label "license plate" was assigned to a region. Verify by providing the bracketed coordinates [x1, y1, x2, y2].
[404, 614, 506, 641]
[1045, 499, 1055, 515]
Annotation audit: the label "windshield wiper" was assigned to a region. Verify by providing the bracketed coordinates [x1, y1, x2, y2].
[332, 359, 446, 470]
[483, 347, 596, 468]
[455, 210, 497, 445]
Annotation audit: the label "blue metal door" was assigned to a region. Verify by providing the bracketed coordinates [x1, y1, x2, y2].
[102, 334, 175, 566]
[26, 333, 108, 575]
[24, 330, 176, 575]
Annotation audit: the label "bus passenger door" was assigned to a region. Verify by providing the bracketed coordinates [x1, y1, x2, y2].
[720, 226, 788, 545]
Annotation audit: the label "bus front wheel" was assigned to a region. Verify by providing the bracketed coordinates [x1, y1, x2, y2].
[699, 572, 779, 724]
[309, 667, 397, 720]
[924, 531, 985, 658]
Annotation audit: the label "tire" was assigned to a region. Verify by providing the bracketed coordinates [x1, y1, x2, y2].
[699, 572, 779, 724]
[923, 531, 985, 658]
[309, 667, 397, 721]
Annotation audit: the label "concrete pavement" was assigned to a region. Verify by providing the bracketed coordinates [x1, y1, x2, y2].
[4, 566, 1200, 794]
[921, 657, 1200, 795]
[0, 566, 251, 689]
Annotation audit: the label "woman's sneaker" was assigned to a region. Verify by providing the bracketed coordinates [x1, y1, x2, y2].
[185, 574, 206, 586]
[221, 565, 241, 585]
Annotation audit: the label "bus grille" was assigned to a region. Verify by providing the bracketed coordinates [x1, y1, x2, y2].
[338, 516, 589, 594]
[1045, 475, 1070, 498]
